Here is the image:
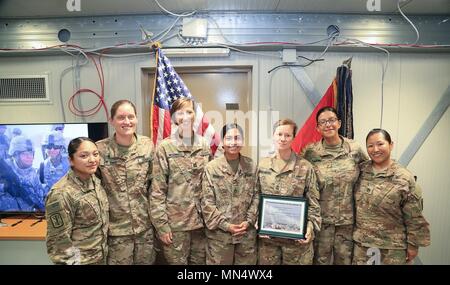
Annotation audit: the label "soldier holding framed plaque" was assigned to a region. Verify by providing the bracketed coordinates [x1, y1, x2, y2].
[256, 119, 321, 265]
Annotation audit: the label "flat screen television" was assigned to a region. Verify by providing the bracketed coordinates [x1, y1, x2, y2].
[0, 123, 108, 215]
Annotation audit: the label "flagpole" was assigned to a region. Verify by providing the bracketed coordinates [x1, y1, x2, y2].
[150, 42, 161, 145]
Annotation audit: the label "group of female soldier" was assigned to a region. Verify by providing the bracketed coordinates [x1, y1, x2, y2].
[45, 98, 430, 265]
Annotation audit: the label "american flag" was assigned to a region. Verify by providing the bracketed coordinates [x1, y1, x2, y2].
[151, 48, 219, 154]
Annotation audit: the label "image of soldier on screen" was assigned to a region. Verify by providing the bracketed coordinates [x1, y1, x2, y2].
[0, 125, 10, 160]
[49, 124, 69, 157]
[39, 131, 70, 194]
[0, 135, 45, 211]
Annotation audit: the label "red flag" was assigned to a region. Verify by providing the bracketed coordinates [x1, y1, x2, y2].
[151, 48, 219, 154]
[291, 80, 337, 154]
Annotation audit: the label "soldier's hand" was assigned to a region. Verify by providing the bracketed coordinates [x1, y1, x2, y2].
[160, 232, 173, 245]
[228, 224, 243, 235]
[406, 245, 419, 263]
[231, 222, 249, 237]
[297, 224, 314, 245]
[230, 222, 248, 236]
[64, 247, 81, 265]
[238, 221, 249, 230]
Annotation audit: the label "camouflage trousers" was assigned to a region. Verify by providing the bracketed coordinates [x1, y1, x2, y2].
[89, 260, 107, 265]
[313, 223, 354, 265]
[206, 233, 257, 265]
[163, 228, 206, 265]
[352, 242, 407, 265]
[107, 227, 156, 265]
[257, 238, 314, 265]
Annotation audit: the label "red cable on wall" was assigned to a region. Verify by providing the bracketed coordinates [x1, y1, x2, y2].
[68, 54, 109, 120]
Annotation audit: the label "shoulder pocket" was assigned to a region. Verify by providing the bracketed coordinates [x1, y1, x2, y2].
[311, 156, 321, 163]
[46, 198, 71, 235]
[258, 168, 272, 174]
[137, 155, 153, 164]
[168, 152, 183, 159]
[101, 157, 119, 166]
[77, 198, 100, 227]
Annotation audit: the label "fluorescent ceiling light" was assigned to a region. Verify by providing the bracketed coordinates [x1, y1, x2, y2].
[162, 47, 230, 58]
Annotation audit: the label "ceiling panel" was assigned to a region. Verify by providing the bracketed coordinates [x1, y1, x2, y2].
[275, 0, 450, 14]
[206, 0, 278, 11]
[0, 0, 448, 18]
[400, 0, 450, 14]
[157, 0, 206, 12]
[276, 0, 375, 13]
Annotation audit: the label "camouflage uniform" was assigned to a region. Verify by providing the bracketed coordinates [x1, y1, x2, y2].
[0, 127, 9, 198]
[1, 158, 45, 211]
[201, 155, 258, 265]
[301, 137, 368, 265]
[257, 152, 321, 265]
[0, 135, 46, 211]
[0, 133, 9, 160]
[353, 161, 431, 265]
[46, 170, 109, 265]
[151, 133, 211, 265]
[96, 134, 155, 265]
[41, 157, 70, 194]
[40, 131, 70, 194]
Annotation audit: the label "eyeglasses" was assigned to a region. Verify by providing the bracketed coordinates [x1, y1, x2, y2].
[317, 117, 339, 126]
[224, 135, 243, 142]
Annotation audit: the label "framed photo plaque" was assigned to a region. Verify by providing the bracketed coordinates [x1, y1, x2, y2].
[258, 194, 308, 239]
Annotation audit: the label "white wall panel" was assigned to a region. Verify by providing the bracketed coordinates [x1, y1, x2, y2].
[409, 108, 450, 265]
